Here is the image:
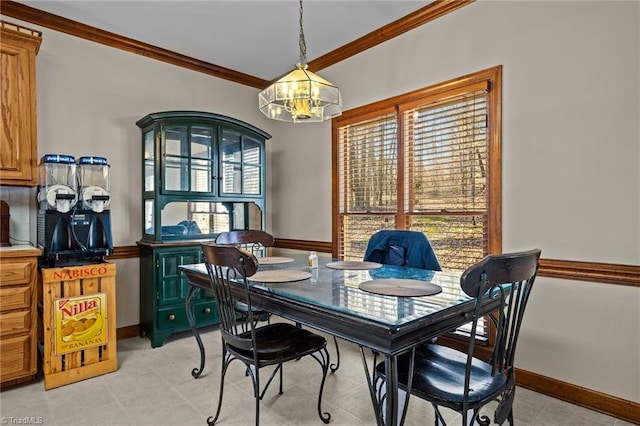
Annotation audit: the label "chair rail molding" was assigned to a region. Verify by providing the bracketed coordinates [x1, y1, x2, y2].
[107, 241, 639, 287]
[538, 258, 639, 287]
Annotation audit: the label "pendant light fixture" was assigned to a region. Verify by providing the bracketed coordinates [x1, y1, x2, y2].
[259, 0, 342, 123]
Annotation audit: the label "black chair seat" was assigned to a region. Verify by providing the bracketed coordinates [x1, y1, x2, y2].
[230, 322, 327, 363]
[377, 344, 506, 408]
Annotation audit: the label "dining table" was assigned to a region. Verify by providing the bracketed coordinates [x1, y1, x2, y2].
[180, 253, 499, 426]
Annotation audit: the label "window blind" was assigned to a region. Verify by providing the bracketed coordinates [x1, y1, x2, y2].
[336, 91, 489, 271]
[404, 89, 488, 271]
[337, 113, 398, 259]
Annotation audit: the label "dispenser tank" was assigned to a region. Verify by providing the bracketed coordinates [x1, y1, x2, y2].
[37, 154, 77, 213]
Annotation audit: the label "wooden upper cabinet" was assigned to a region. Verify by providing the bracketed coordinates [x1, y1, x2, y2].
[0, 21, 42, 186]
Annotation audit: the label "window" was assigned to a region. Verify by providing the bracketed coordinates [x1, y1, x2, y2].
[332, 66, 502, 272]
[333, 67, 502, 344]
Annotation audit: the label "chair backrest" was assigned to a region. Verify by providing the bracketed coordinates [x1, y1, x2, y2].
[460, 248, 541, 423]
[363, 229, 441, 271]
[201, 243, 259, 352]
[215, 230, 275, 256]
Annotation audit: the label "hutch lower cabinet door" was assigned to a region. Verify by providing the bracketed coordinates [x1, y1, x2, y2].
[138, 243, 218, 347]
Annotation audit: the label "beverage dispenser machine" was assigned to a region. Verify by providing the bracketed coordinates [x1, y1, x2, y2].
[37, 155, 113, 264]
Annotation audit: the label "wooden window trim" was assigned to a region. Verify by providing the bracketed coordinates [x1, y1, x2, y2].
[332, 65, 503, 257]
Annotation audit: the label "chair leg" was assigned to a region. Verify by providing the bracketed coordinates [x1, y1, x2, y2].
[430, 408, 490, 426]
[433, 404, 446, 426]
[255, 384, 260, 426]
[475, 410, 491, 426]
[244, 361, 260, 426]
[259, 364, 283, 400]
[330, 336, 340, 372]
[309, 347, 332, 424]
[462, 408, 484, 426]
[254, 371, 260, 426]
[207, 351, 231, 425]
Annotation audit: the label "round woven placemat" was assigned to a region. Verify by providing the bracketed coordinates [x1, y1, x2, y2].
[257, 256, 295, 265]
[359, 279, 442, 297]
[326, 261, 382, 270]
[248, 269, 311, 283]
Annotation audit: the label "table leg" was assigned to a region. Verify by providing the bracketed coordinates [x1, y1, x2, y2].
[384, 354, 399, 426]
[185, 285, 206, 378]
[360, 347, 415, 426]
[330, 336, 340, 372]
[359, 347, 383, 425]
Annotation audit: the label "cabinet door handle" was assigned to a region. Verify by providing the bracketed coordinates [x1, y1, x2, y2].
[203, 307, 211, 314]
[168, 314, 176, 321]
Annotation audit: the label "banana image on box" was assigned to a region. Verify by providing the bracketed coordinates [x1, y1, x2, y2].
[54, 293, 108, 354]
[61, 314, 103, 342]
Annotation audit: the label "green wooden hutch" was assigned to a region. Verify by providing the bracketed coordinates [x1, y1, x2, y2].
[136, 111, 270, 347]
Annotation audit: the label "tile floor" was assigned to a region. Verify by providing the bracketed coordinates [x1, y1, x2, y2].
[0, 320, 633, 426]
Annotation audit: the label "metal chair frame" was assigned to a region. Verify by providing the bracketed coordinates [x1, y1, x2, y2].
[216, 230, 341, 372]
[215, 230, 275, 255]
[374, 249, 541, 425]
[203, 243, 331, 426]
[215, 230, 275, 331]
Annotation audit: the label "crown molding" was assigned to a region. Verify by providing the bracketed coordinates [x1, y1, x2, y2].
[307, 0, 476, 73]
[0, 0, 269, 89]
[1, 0, 475, 89]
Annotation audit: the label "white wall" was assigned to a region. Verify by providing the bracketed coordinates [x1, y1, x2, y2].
[270, 1, 640, 403]
[33, 27, 279, 248]
[1, 17, 283, 329]
[3, 0, 638, 404]
[268, 120, 332, 241]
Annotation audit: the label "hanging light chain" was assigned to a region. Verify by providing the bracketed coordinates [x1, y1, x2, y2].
[258, 0, 341, 122]
[298, 0, 307, 66]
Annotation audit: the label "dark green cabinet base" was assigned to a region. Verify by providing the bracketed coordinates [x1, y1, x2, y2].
[138, 242, 219, 347]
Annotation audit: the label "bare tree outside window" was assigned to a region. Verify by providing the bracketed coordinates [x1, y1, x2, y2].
[333, 67, 501, 274]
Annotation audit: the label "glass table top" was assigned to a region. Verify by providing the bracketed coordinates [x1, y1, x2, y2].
[181, 254, 470, 328]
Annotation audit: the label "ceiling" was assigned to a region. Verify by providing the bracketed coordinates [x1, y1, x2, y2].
[17, 0, 429, 82]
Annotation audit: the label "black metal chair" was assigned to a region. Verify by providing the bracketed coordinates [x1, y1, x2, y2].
[215, 230, 275, 256]
[374, 249, 541, 425]
[215, 230, 275, 329]
[202, 243, 331, 425]
[216, 231, 343, 373]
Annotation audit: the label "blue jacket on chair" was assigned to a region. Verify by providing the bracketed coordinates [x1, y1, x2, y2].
[363, 230, 441, 271]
